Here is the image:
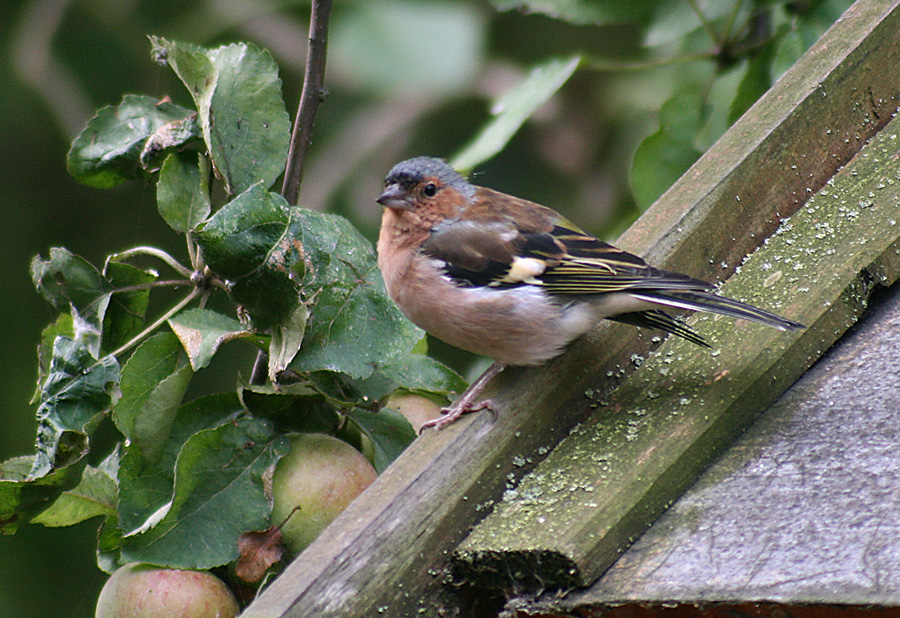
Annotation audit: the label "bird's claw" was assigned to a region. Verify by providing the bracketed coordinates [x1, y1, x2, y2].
[418, 398, 496, 433]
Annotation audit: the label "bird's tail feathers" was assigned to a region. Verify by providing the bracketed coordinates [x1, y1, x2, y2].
[609, 310, 710, 347]
[631, 290, 804, 331]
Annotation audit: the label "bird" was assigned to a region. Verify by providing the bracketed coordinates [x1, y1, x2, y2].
[376, 156, 803, 431]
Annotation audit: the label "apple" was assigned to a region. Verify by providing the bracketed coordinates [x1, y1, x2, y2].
[95, 563, 238, 618]
[271, 432, 377, 554]
[385, 391, 443, 433]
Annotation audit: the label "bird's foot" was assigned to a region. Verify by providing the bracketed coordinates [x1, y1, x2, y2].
[418, 398, 495, 433]
[418, 361, 506, 433]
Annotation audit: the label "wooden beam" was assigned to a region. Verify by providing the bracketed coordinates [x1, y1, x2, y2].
[455, 104, 900, 588]
[517, 285, 900, 613]
[240, 1, 900, 615]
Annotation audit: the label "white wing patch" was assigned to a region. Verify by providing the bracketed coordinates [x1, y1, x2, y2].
[491, 256, 547, 286]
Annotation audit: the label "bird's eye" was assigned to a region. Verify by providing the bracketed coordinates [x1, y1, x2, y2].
[423, 183, 438, 197]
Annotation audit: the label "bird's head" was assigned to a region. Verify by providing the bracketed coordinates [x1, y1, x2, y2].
[377, 157, 474, 218]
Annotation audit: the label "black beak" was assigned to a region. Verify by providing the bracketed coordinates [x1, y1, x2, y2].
[376, 184, 414, 211]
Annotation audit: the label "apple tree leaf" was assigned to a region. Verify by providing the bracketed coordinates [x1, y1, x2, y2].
[114, 332, 193, 463]
[452, 55, 581, 173]
[150, 37, 291, 195]
[67, 94, 198, 188]
[168, 308, 254, 371]
[30, 337, 120, 479]
[157, 152, 211, 233]
[119, 415, 289, 569]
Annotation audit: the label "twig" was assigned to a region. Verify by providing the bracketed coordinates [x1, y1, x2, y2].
[583, 50, 716, 73]
[253, 0, 334, 385]
[110, 288, 201, 358]
[113, 279, 194, 293]
[721, 0, 744, 46]
[687, 0, 720, 47]
[109, 246, 193, 278]
[281, 0, 334, 206]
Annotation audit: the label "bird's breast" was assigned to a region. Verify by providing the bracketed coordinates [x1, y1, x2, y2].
[377, 248, 598, 366]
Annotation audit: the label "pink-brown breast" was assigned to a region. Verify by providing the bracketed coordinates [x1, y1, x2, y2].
[377, 208, 597, 365]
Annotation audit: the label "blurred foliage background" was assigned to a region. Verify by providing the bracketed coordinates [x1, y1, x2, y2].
[0, 0, 848, 616]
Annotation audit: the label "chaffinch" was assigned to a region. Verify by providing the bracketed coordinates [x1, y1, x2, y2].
[376, 156, 803, 430]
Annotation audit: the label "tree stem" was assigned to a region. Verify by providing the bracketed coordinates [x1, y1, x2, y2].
[113, 279, 193, 293]
[253, 0, 334, 385]
[109, 246, 193, 278]
[687, 0, 720, 47]
[281, 0, 333, 206]
[110, 288, 201, 358]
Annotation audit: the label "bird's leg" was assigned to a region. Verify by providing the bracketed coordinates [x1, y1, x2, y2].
[419, 362, 507, 432]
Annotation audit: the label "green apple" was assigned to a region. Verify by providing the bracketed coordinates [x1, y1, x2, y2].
[95, 563, 238, 618]
[385, 391, 443, 433]
[271, 433, 377, 554]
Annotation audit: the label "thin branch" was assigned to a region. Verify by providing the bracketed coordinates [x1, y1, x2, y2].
[110, 288, 201, 358]
[281, 0, 334, 206]
[583, 50, 716, 73]
[113, 279, 194, 293]
[109, 246, 193, 278]
[253, 0, 334, 386]
[687, 0, 720, 47]
[721, 0, 744, 46]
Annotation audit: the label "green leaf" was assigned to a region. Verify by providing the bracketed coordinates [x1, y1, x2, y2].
[67, 94, 198, 188]
[695, 59, 747, 152]
[767, 0, 847, 84]
[304, 352, 465, 412]
[168, 308, 252, 370]
[194, 185, 292, 278]
[115, 332, 193, 462]
[238, 381, 342, 434]
[644, 0, 741, 48]
[330, 2, 485, 96]
[630, 85, 706, 210]
[31, 338, 120, 479]
[346, 408, 416, 473]
[150, 37, 291, 195]
[491, 0, 657, 25]
[32, 314, 74, 405]
[4, 340, 118, 532]
[116, 394, 242, 540]
[31, 248, 112, 357]
[0, 456, 87, 535]
[452, 55, 581, 173]
[194, 185, 303, 328]
[729, 48, 774, 125]
[30, 449, 119, 527]
[303, 370, 396, 411]
[97, 516, 123, 573]
[287, 209, 423, 380]
[102, 261, 158, 355]
[268, 304, 310, 382]
[377, 353, 467, 402]
[120, 416, 289, 569]
[157, 152, 211, 233]
[771, 27, 807, 82]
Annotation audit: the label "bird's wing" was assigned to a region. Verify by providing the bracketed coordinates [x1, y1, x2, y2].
[421, 191, 802, 340]
[534, 220, 714, 296]
[421, 191, 713, 295]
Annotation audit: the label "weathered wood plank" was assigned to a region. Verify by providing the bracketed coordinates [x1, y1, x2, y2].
[512, 280, 900, 614]
[454, 66, 900, 590]
[240, 1, 900, 615]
